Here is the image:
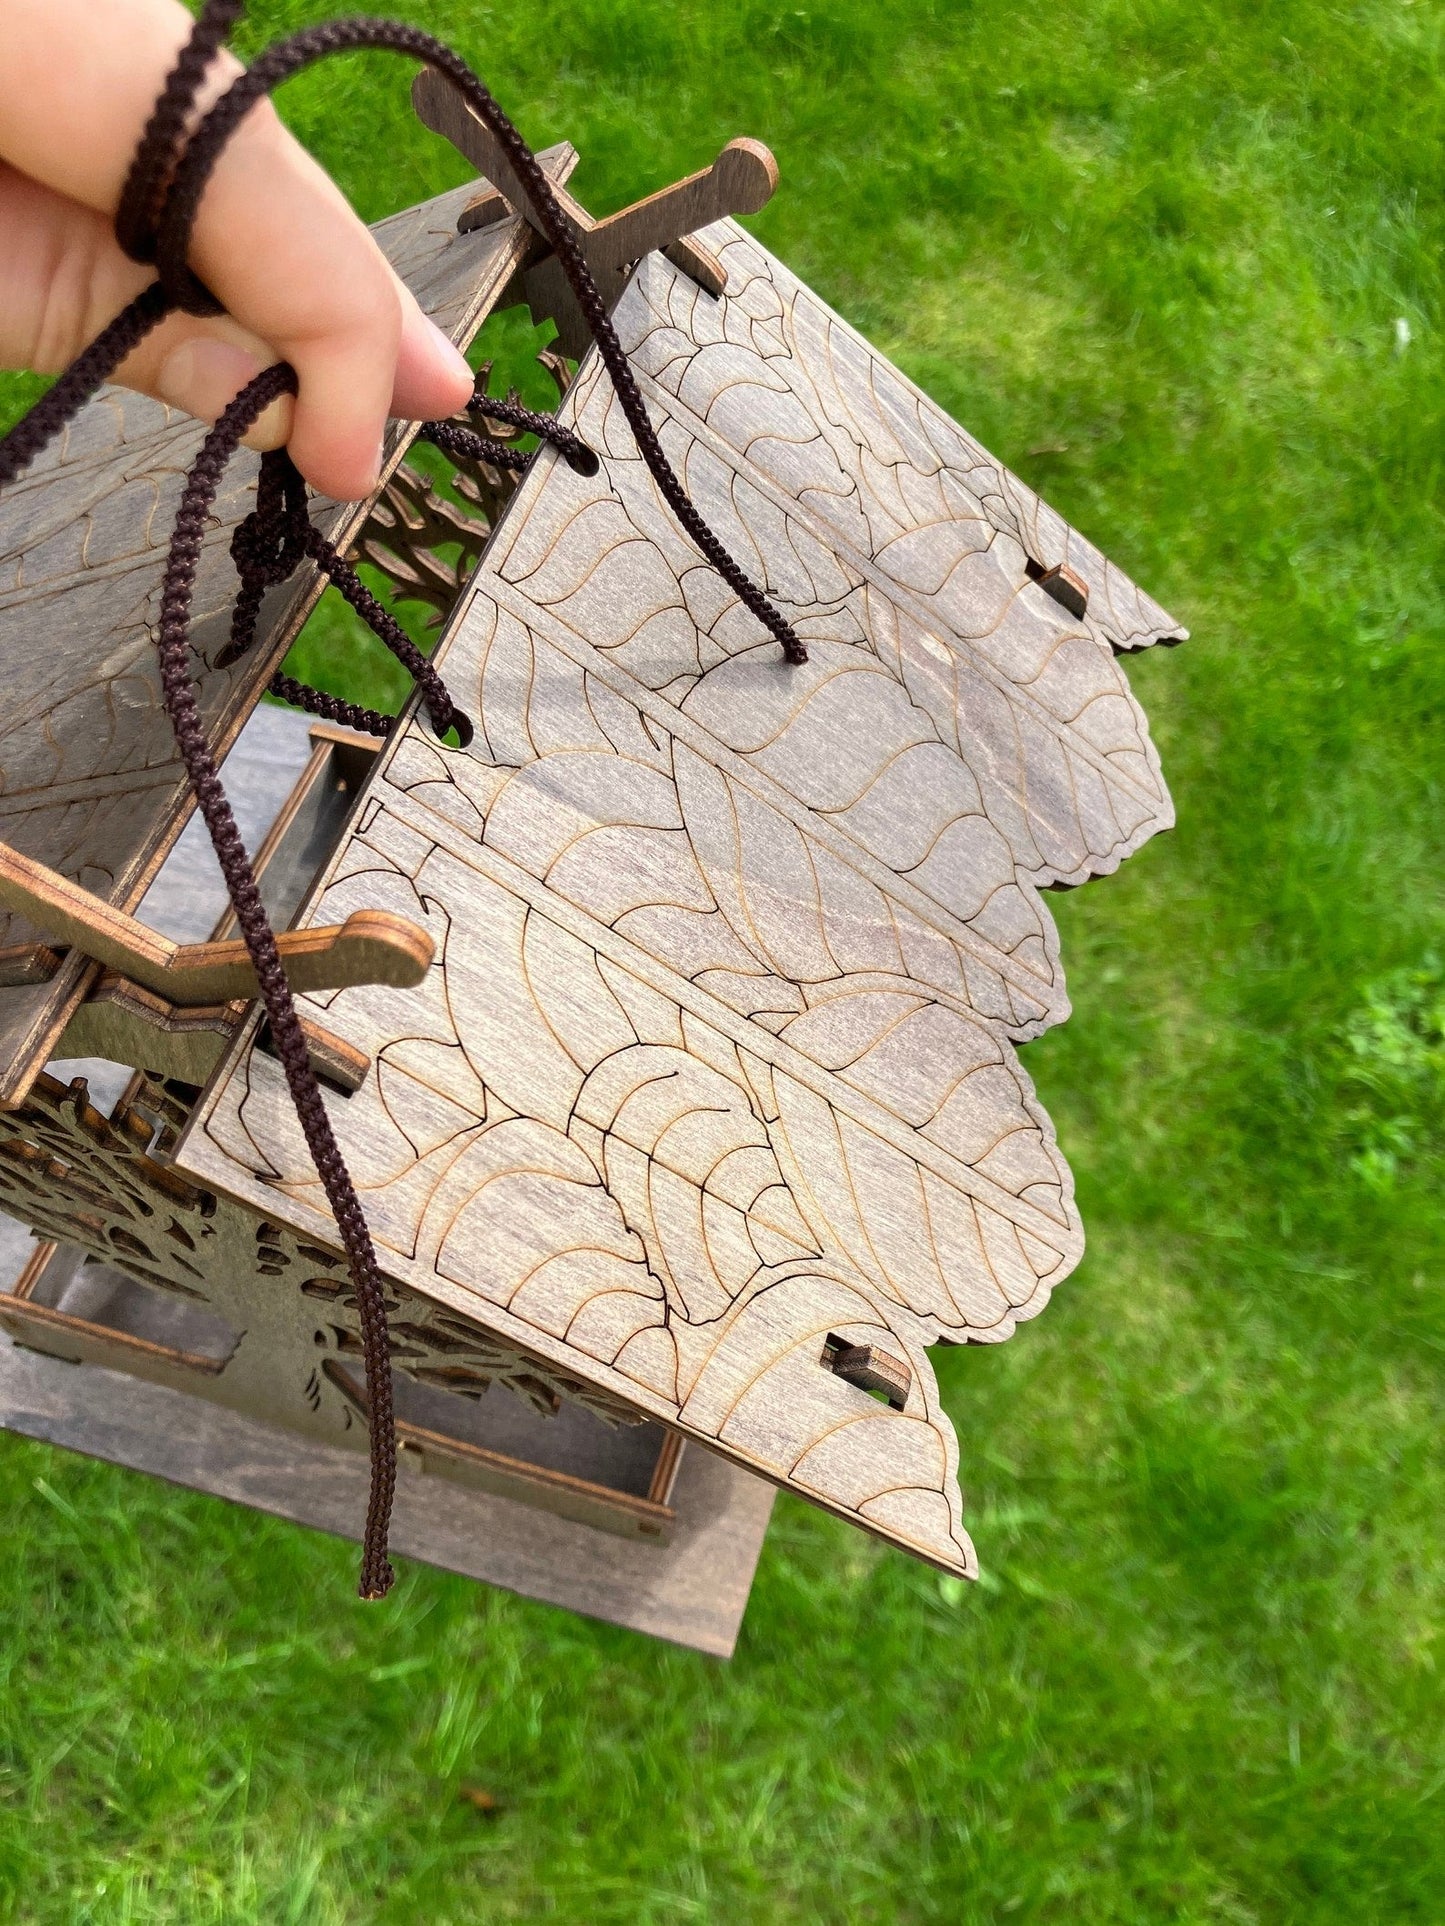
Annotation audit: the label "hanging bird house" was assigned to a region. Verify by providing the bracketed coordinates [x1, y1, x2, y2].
[0, 65, 1183, 1656]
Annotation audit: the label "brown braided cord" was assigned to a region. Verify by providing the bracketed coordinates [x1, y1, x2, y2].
[464, 392, 601, 476]
[222, 445, 310, 664]
[115, 0, 243, 284]
[418, 418, 528, 472]
[0, 282, 175, 489]
[222, 444, 474, 743]
[0, 2, 812, 1597]
[301, 523, 473, 746]
[157, 364, 397, 1596]
[0, 1, 240, 483]
[418, 414, 531, 469]
[268, 671, 394, 740]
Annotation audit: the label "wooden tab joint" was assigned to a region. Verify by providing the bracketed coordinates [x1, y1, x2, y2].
[1025, 557, 1090, 620]
[412, 69, 777, 329]
[821, 1335, 912, 1410]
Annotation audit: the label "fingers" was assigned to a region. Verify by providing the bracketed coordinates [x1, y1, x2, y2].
[393, 291, 482, 440]
[115, 308, 296, 452]
[0, 161, 293, 445]
[0, 165, 139, 374]
[0, 0, 234, 213]
[0, 159, 472, 471]
[181, 100, 472, 496]
[0, 0, 474, 498]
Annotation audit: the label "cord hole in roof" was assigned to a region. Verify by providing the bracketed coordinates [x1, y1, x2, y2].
[437, 709, 475, 750]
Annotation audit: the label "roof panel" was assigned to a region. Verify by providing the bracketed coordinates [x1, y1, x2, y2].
[176, 232, 1182, 1572]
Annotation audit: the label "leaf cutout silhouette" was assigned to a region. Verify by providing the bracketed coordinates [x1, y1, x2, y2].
[504, 375, 1173, 894]
[678, 1271, 976, 1573]
[494, 225, 1180, 899]
[616, 222, 1186, 656]
[372, 595, 1084, 1337]
[424, 601, 1059, 1038]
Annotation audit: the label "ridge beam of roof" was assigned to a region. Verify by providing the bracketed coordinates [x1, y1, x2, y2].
[411, 68, 777, 354]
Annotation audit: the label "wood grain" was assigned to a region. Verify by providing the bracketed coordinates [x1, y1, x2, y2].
[56, 976, 369, 1093]
[0, 1069, 652, 1444]
[0, 168, 1180, 1585]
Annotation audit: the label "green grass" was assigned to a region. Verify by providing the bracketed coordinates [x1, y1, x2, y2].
[2, 0, 1443, 1917]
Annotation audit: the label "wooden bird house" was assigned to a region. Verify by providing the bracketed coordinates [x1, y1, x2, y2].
[0, 80, 1183, 1655]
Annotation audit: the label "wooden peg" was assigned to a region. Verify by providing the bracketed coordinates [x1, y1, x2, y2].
[572, 138, 778, 285]
[0, 842, 433, 1007]
[822, 1337, 913, 1411]
[1025, 557, 1090, 620]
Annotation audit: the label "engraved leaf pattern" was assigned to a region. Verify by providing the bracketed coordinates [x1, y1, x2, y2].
[404, 603, 1077, 1261]
[197, 794, 983, 1572]
[617, 222, 1186, 657]
[184, 229, 1183, 1579]
[495, 227, 1180, 898]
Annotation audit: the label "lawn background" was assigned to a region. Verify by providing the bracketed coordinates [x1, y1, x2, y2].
[1, 0, 1443, 1919]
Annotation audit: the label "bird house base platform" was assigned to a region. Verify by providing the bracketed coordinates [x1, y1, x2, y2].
[0, 1315, 773, 1656]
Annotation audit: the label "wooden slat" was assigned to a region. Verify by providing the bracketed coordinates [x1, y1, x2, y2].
[56, 978, 369, 1093]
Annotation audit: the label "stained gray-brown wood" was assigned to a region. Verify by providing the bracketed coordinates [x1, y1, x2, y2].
[5, 1235, 681, 1542]
[0, 110, 1185, 1591]
[176, 223, 1184, 1581]
[0, 1067, 658, 1449]
[0, 1316, 774, 1656]
[0, 149, 578, 1109]
[0, 697, 752, 1620]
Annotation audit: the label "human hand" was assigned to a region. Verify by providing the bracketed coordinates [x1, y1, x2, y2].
[0, 0, 474, 499]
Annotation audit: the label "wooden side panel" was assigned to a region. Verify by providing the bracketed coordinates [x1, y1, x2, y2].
[0, 1069, 648, 1444]
[0, 152, 577, 1104]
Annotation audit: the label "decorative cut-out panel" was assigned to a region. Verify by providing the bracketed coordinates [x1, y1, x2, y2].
[179, 224, 1183, 1577]
[0, 1070, 638, 1441]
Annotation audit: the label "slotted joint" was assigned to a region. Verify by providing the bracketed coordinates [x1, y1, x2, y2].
[822, 1334, 912, 1410]
[1025, 556, 1090, 620]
